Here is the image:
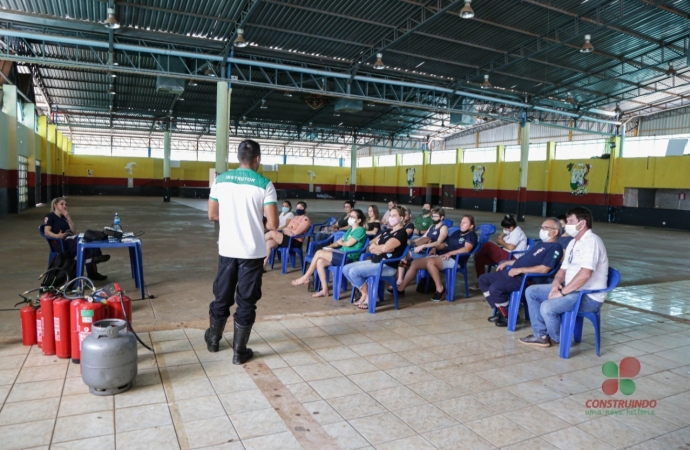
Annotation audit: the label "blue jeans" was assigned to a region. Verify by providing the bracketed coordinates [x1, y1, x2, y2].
[525, 284, 602, 342]
[342, 261, 396, 290]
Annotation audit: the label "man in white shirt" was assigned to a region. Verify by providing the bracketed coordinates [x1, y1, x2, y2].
[206, 140, 278, 364]
[520, 207, 609, 348]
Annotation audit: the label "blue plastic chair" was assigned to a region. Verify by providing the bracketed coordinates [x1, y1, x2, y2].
[558, 267, 620, 359]
[475, 224, 496, 243]
[269, 234, 306, 274]
[442, 219, 453, 228]
[505, 266, 559, 332]
[39, 224, 66, 266]
[348, 246, 410, 314]
[326, 237, 369, 300]
[416, 231, 489, 300]
[488, 237, 535, 273]
[303, 231, 345, 274]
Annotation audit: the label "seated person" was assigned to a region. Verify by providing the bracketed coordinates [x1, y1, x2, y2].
[472, 214, 527, 285]
[365, 205, 381, 236]
[264, 201, 311, 270]
[397, 207, 448, 285]
[411, 203, 433, 239]
[291, 209, 367, 298]
[342, 206, 408, 310]
[380, 200, 397, 228]
[314, 200, 354, 241]
[478, 218, 563, 327]
[401, 207, 415, 237]
[520, 207, 609, 348]
[43, 197, 109, 280]
[394, 215, 477, 302]
[278, 200, 295, 231]
[556, 214, 573, 249]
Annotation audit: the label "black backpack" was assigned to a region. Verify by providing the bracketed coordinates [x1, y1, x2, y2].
[41, 252, 76, 288]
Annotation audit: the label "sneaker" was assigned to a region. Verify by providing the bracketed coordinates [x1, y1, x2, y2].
[89, 273, 108, 281]
[431, 288, 447, 302]
[518, 334, 551, 348]
[469, 284, 481, 291]
[92, 254, 111, 264]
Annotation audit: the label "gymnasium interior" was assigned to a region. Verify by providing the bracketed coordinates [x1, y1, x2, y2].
[1, 1, 690, 449]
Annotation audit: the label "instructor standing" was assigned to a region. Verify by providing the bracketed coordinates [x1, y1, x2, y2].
[206, 140, 278, 364]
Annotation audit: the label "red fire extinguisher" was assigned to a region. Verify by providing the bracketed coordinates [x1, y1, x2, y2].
[20, 305, 37, 346]
[40, 293, 56, 356]
[53, 295, 71, 359]
[107, 293, 132, 324]
[36, 307, 43, 348]
[70, 298, 86, 363]
[75, 301, 105, 364]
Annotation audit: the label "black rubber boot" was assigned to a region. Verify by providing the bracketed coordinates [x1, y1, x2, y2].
[204, 314, 227, 353]
[487, 309, 499, 322]
[232, 321, 254, 365]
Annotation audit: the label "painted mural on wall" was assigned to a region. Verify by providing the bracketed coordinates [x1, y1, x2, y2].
[405, 167, 416, 198]
[471, 165, 485, 191]
[567, 162, 591, 196]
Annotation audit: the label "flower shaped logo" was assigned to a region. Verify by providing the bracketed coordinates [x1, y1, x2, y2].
[601, 356, 641, 396]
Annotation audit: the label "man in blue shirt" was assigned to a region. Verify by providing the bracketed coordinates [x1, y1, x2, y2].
[478, 218, 563, 327]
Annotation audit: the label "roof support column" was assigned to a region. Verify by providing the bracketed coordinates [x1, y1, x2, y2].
[350, 143, 357, 202]
[517, 119, 530, 222]
[216, 81, 231, 175]
[163, 129, 171, 202]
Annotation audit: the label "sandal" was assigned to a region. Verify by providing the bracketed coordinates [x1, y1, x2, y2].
[357, 301, 369, 310]
[312, 291, 329, 298]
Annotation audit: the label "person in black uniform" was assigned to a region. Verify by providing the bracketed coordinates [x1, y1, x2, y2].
[43, 197, 109, 280]
[478, 218, 563, 327]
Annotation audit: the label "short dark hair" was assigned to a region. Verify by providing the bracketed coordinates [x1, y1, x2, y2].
[431, 206, 445, 218]
[296, 201, 307, 209]
[283, 200, 292, 208]
[501, 214, 517, 229]
[557, 214, 567, 222]
[344, 200, 355, 209]
[237, 139, 261, 164]
[566, 206, 593, 229]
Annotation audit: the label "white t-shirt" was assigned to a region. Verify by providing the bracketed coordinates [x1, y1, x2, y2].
[210, 168, 277, 259]
[561, 229, 609, 302]
[504, 226, 528, 258]
[279, 211, 294, 228]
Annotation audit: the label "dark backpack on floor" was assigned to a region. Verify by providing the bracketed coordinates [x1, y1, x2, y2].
[41, 252, 76, 288]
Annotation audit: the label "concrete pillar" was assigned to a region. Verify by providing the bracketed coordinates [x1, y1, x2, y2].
[349, 143, 357, 201]
[215, 81, 230, 175]
[496, 145, 505, 214]
[544, 141, 556, 216]
[517, 122, 530, 222]
[163, 130, 171, 202]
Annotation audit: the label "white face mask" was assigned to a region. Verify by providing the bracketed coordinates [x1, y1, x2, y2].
[347, 217, 356, 227]
[539, 229, 552, 242]
[503, 229, 511, 236]
[565, 222, 582, 237]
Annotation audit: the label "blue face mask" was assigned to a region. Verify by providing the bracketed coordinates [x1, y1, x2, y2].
[295, 209, 305, 216]
[282, 206, 289, 213]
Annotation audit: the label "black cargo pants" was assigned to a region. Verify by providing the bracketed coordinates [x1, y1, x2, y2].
[209, 256, 263, 326]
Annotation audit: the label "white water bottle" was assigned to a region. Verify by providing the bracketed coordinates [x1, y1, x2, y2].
[113, 213, 122, 232]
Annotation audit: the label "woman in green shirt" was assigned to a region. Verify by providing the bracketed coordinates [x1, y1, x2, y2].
[292, 209, 368, 298]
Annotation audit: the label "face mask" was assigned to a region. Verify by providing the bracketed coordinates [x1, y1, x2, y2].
[347, 217, 356, 227]
[539, 229, 551, 242]
[503, 229, 511, 236]
[388, 217, 399, 227]
[565, 221, 582, 237]
[422, 209, 430, 215]
[281, 207, 289, 213]
[295, 209, 305, 216]
[432, 219, 442, 225]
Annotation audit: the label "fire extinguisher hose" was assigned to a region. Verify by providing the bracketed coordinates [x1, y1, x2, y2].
[120, 292, 153, 352]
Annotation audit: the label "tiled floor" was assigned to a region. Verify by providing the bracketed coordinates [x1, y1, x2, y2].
[1, 300, 690, 450]
[607, 280, 690, 321]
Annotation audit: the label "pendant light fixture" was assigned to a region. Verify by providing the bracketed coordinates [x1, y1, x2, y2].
[666, 63, 677, 76]
[104, 7, 120, 29]
[373, 53, 385, 70]
[459, 0, 474, 19]
[580, 34, 594, 53]
[566, 92, 575, 103]
[260, 99, 267, 109]
[234, 28, 248, 48]
[481, 74, 491, 89]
